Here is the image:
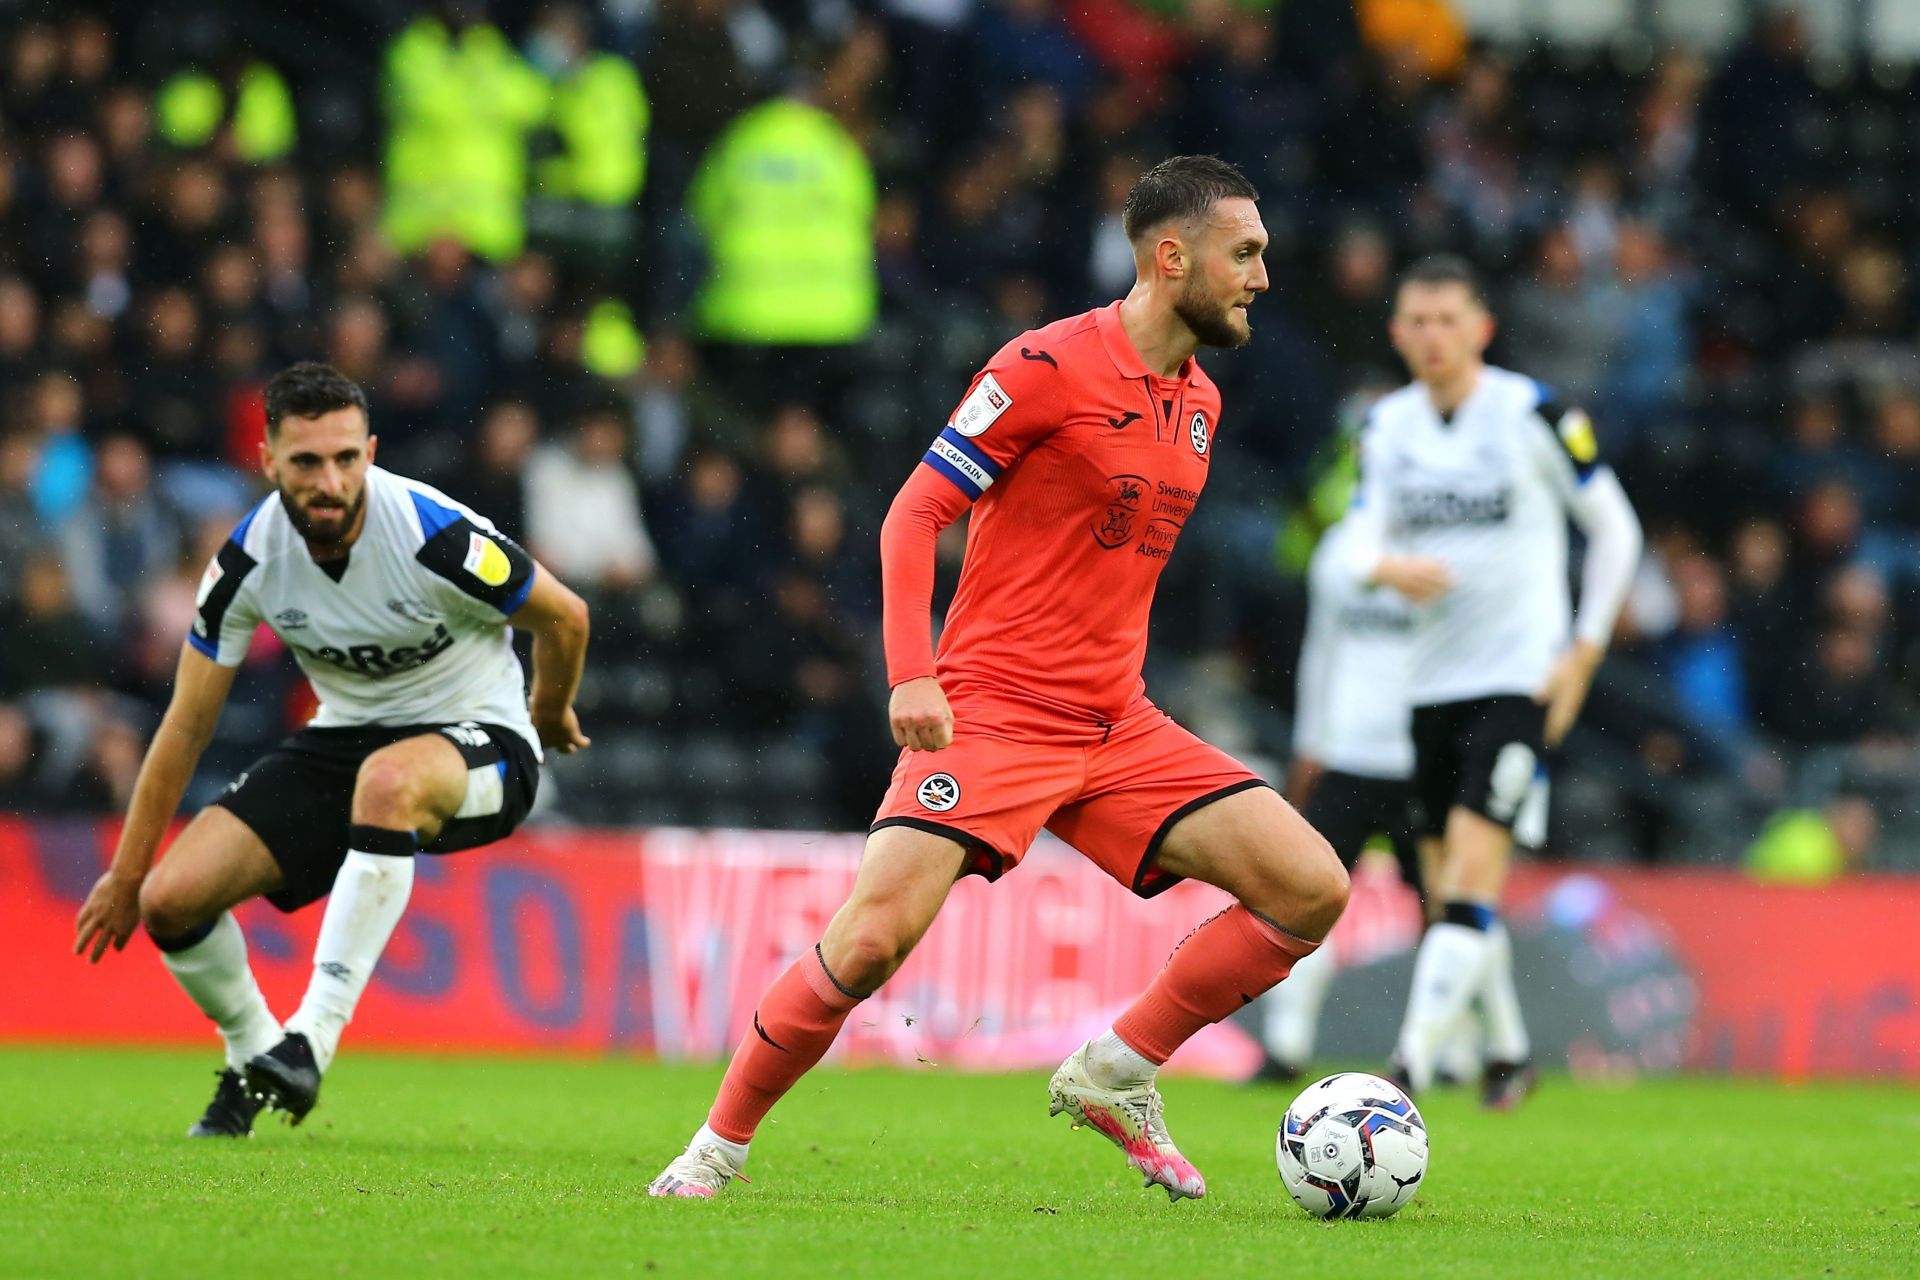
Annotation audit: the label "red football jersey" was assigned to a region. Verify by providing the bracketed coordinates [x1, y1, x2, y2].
[881, 301, 1224, 742]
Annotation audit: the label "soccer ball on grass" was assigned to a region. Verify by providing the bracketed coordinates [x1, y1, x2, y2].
[1276, 1072, 1428, 1220]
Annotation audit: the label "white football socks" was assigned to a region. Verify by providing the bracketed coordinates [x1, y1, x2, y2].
[1435, 1015, 1483, 1083]
[159, 911, 282, 1072]
[1478, 922, 1532, 1064]
[1086, 1029, 1159, 1089]
[285, 848, 416, 1073]
[690, 1123, 750, 1169]
[1393, 921, 1492, 1092]
[1260, 942, 1336, 1068]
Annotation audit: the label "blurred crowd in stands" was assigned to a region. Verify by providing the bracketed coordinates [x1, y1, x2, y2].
[2, 0, 1918, 871]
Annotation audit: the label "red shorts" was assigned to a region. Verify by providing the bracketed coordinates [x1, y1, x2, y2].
[871, 699, 1268, 897]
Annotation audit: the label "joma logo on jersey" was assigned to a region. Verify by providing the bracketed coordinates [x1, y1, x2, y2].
[300, 624, 455, 677]
[1396, 486, 1512, 530]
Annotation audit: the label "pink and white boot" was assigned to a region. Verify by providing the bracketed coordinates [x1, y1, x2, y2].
[1048, 1043, 1207, 1201]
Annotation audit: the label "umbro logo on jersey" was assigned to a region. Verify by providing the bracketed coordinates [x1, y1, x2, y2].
[1019, 347, 1057, 368]
[1189, 411, 1210, 456]
[275, 609, 309, 630]
[917, 773, 961, 812]
[1107, 412, 1142, 431]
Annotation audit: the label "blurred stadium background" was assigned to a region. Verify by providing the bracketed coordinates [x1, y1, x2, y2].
[3, 0, 1918, 1084]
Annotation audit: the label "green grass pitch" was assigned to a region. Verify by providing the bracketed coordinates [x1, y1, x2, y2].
[1, 1047, 1914, 1278]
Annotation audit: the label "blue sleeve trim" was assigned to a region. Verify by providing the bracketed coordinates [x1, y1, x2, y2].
[501, 570, 535, 616]
[409, 489, 465, 541]
[186, 631, 218, 659]
[229, 495, 271, 549]
[1529, 378, 1557, 409]
[936, 427, 1002, 478]
[922, 454, 985, 501]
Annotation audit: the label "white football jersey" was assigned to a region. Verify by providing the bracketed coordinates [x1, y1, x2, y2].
[191, 465, 541, 755]
[1348, 365, 1641, 706]
[1294, 518, 1415, 780]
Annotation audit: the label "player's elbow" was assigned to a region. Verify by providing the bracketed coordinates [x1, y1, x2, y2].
[880, 473, 954, 549]
[562, 589, 591, 637]
[540, 585, 591, 641]
[1619, 504, 1646, 559]
[879, 492, 914, 552]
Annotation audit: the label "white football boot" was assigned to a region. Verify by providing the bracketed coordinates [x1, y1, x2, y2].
[647, 1140, 749, 1199]
[1048, 1043, 1207, 1201]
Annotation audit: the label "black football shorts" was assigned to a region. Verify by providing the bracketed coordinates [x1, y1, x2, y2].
[214, 720, 539, 912]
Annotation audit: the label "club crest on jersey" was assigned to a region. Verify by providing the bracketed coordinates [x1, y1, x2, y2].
[917, 772, 961, 812]
[387, 597, 440, 625]
[951, 373, 1011, 438]
[1092, 473, 1146, 550]
[463, 532, 512, 587]
[1189, 411, 1210, 456]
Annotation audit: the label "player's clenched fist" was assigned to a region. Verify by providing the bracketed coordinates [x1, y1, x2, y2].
[889, 676, 954, 751]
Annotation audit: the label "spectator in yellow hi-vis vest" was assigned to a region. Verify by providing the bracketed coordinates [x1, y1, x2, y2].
[156, 62, 297, 164]
[523, 4, 650, 260]
[688, 95, 877, 346]
[383, 10, 550, 261]
[526, 5, 649, 208]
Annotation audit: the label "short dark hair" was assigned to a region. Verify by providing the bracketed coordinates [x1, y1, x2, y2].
[1399, 254, 1487, 307]
[1122, 155, 1259, 242]
[263, 362, 370, 438]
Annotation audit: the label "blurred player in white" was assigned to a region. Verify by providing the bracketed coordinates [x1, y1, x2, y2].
[1345, 257, 1641, 1107]
[1262, 503, 1548, 1081]
[1259, 512, 1423, 1079]
[72, 363, 592, 1135]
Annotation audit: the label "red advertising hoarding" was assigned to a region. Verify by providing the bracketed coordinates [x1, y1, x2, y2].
[5, 817, 1915, 1079]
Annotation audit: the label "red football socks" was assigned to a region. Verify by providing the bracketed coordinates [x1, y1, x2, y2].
[707, 945, 866, 1145]
[1113, 905, 1319, 1065]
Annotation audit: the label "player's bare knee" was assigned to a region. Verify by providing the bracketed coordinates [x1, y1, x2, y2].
[352, 754, 425, 826]
[138, 875, 210, 942]
[1303, 848, 1351, 922]
[1250, 832, 1347, 937]
[831, 920, 916, 992]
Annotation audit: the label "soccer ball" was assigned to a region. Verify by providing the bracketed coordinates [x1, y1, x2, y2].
[1276, 1072, 1429, 1220]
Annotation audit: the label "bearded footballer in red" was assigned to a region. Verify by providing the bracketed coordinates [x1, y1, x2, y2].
[651, 156, 1348, 1201]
